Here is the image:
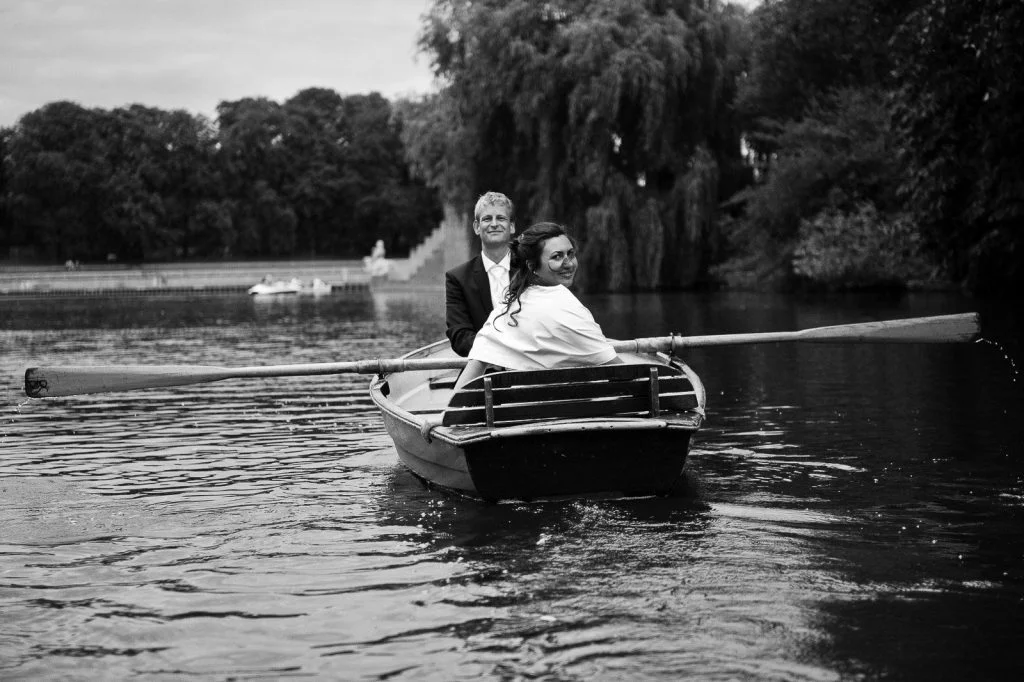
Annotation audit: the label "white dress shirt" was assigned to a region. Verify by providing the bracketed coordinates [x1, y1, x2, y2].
[482, 251, 511, 309]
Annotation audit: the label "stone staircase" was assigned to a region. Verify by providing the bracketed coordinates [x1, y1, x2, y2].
[404, 241, 447, 285]
[385, 203, 472, 285]
[387, 224, 446, 282]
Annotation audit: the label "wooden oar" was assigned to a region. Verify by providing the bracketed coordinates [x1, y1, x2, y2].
[25, 312, 978, 398]
[619, 311, 980, 354]
[24, 358, 469, 399]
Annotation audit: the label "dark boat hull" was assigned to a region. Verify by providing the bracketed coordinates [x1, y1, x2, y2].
[370, 341, 705, 502]
[463, 427, 694, 501]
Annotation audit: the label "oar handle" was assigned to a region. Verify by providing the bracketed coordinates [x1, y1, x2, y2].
[615, 331, 798, 353]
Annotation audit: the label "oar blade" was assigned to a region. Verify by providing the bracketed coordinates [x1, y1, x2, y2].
[800, 312, 980, 343]
[25, 365, 232, 398]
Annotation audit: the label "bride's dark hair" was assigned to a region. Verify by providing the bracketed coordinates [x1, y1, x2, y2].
[496, 221, 574, 327]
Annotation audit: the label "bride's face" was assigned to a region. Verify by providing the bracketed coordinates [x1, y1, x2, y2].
[533, 235, 577, 287]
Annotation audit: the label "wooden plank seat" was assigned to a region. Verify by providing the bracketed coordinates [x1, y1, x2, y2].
[441, 363, 698, 428]
[428, 375, 459, 390]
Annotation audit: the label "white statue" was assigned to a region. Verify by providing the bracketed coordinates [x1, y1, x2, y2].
[363, 239, 390, 276]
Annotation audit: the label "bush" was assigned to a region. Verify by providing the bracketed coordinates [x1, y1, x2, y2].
[792, 203, 936, 289]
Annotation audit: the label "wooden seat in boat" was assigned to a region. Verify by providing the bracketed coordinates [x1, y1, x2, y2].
[440, 362, 699, 429]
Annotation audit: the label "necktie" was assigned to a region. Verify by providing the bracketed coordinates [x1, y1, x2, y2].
[487, 263, 508, 308]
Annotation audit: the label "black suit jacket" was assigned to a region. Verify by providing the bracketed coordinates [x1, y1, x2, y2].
[445, 255, 493, 357]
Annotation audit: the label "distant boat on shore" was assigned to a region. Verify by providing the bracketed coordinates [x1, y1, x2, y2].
[248, 277, 303, 296]
[247, 277, 333, 296]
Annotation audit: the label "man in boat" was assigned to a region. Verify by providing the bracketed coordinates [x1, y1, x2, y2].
[445, 192, 516, 356]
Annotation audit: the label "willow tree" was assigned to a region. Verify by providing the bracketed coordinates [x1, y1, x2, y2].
[412, 0, 748, 290]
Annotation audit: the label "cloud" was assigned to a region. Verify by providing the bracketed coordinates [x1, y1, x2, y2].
[0, 0, 437, 126]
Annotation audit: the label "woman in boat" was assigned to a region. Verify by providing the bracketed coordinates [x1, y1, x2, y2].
[422, 222, 621, 440]
[454, 221, 621, 390]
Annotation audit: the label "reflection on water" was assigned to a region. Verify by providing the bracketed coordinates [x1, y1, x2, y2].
[1, 290, 1022, 679]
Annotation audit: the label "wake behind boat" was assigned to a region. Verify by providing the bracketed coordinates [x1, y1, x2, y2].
[370, 340, 706, 502]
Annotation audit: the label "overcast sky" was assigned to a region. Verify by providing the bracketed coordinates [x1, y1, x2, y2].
[0, 0, 437, 126]
[1, 0, 762, 128]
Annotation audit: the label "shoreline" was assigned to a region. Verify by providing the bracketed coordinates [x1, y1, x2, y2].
[0, 260, 374, 297]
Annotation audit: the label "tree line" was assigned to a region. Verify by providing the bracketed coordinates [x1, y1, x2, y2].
[0, 90, 442, 263]
[2, 0, 1020, 293]
[399, 0, 1022, 293]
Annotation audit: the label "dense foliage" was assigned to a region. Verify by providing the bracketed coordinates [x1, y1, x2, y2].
[0, 91, 441, 263]
[890, 0, 1024, 293]
[737, 0, 908, 137]
[725, 0, 1022, 292]
[792, 204, 931, 289]
[405, 0, 751, 291]
[716, 0, 919, 289]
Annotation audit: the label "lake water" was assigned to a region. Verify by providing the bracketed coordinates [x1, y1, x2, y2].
[1, 290, 1022, 680]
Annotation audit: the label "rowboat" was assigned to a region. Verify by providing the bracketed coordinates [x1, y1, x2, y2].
[369, 340, 707, 502]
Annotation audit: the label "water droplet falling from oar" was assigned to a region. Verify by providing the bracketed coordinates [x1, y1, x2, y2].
[976, 337, 1020, 383]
